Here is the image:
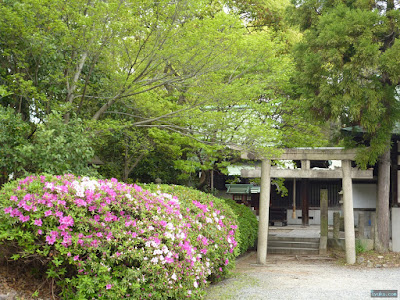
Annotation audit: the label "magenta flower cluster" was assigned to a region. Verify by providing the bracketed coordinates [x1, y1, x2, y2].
[0, 175, 239, 299]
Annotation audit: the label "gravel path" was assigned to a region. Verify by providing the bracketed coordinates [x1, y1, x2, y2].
[205, 252, 400, 300]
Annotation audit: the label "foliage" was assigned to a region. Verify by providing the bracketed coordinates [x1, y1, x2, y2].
[290, 0, 400, 167]
[355, 239, 366, 255]
[227, 0, 293, 32]
[0, 175, 239, 299]
[19, 113, 96, 177]
[223, 199, 258, 254]
[0, 107, 29, 183]
[0, 0, 324, 184]
[0, 110, 95, 184]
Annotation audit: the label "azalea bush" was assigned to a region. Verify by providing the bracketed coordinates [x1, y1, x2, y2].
[223, 199, 258, 255]
[143, 184, 241, 277]
[0, 175, 239, 299]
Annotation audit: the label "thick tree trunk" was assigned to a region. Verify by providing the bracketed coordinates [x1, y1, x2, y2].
[376, 146, 391, 253]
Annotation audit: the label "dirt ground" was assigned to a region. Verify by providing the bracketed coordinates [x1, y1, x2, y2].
[0, 258, 54, 300]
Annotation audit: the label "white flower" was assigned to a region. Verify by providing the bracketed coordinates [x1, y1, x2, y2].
[171, 273, 177, 281]
[164, 231, 175, 241]
[194, 281, 198, 288]
[151, 257, 158, 264]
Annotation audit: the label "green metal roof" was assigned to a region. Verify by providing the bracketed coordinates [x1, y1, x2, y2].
[225, 184, 257, 194]
[342, 124, 400, 135]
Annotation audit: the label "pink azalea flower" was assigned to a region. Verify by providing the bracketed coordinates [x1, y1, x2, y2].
[34, 219, 43, 226]
[19, 215, 30, 223]
[10, 208, 22, 217]
[46, 235, 56, 245]
[59, 215, 74, 227]
[165, 257, 174, 263]
[3, 207, 12, 214]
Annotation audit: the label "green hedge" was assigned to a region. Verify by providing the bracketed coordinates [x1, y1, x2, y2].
[223, 199, 258, 254]
[145, 184, 257, 255]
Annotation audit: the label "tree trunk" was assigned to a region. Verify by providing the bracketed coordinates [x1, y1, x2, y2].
[197, 170, 210, 191]
[376, 145, 390, 253]
[123, 153, 145, 182]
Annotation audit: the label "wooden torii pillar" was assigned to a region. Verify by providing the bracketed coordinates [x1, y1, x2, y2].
[240, 148, 373, 265]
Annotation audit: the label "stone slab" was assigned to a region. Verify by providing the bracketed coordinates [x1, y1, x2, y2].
[392, 207, 400, 252]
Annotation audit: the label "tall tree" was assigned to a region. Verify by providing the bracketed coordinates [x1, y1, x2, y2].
[290, 0, 400, 252]
[0, 0, 324, 183]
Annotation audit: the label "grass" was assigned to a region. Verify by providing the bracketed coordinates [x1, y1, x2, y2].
[355, 240, 366, 254]
[205, 273, 261, 300]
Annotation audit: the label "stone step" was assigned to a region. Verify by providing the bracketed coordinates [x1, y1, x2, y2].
[266, 236, 320, 254]
[268, 241, 319, 249]
[267, 247, 320, 255]
[268, 236, 320, 243]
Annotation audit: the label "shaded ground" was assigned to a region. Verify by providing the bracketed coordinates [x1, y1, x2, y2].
[334, 249, 400, 268]
[205, 251, 400, 300]
[0, 257, 54, 300]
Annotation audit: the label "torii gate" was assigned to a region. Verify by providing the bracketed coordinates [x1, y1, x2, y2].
[240, 148, 374, 265]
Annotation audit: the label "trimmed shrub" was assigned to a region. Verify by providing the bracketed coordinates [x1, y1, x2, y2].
[223, 199, 258, 254]
[143, 184, 241, 278]
[0, 175, 239, 299]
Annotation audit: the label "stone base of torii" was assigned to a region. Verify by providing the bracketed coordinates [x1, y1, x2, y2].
[240, 148, 374, 265]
